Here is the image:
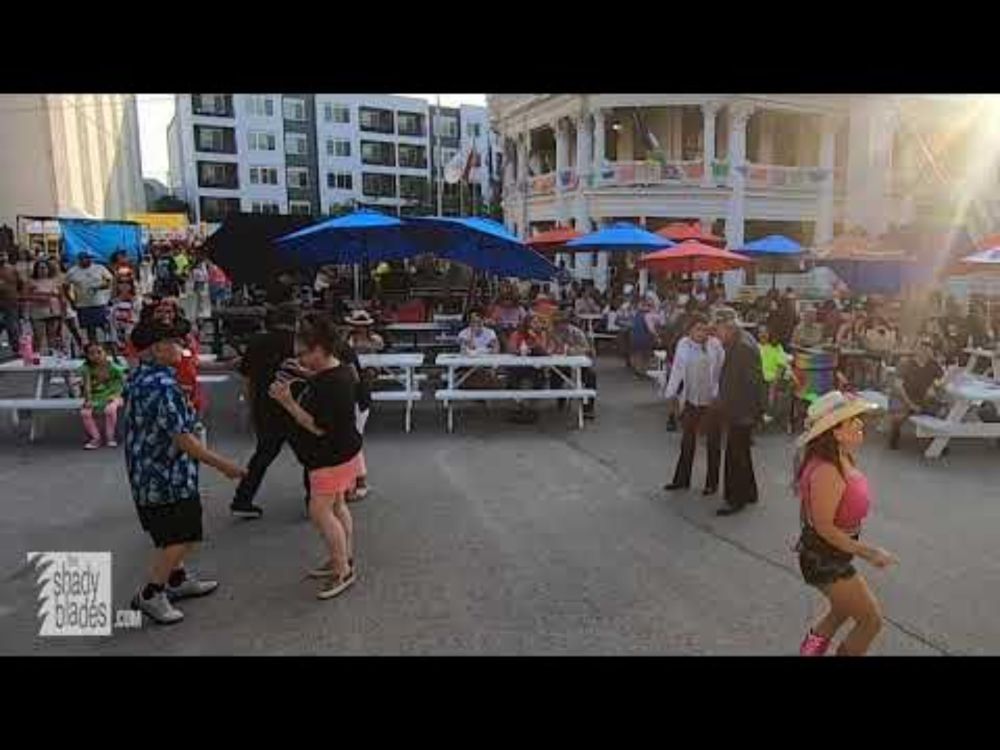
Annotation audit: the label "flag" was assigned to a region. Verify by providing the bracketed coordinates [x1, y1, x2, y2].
[462, 136, 477, 184]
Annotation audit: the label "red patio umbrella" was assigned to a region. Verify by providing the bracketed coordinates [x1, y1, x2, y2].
[639, 240, 753, 275]
[525, 227, 583, 251]
[655, 222, 726, 247]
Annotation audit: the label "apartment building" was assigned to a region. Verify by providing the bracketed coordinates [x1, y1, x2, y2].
[169, 94, 503, 224]
[0, 94, 145, 228]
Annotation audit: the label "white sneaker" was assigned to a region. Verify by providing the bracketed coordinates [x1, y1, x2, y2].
[84, 440, 101, 450]
[166, 573, 219, 601]
[317, 569, 356, 600]
[106, 440, 118, 448]
[132, 589, 184, 625]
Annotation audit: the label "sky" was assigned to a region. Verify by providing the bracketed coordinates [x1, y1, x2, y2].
[137, 93, 486, 185]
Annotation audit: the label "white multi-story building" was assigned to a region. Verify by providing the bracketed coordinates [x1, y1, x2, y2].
[489, 94, 1000, 289]
[0, 94, 145, 229]
[169, 94, 498, 224]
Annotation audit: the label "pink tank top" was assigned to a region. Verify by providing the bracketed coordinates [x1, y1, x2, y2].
[799, 459, 871, 531]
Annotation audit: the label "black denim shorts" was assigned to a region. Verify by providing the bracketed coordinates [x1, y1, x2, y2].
[137, 496, 203, 549]
[796, 524, 858, 588]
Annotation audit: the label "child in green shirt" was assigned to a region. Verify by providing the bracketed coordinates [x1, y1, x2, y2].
[79, 342, 127, 449]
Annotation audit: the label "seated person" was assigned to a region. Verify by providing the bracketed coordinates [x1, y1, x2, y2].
[488, 289, 527, 338]
[549, 311, 597, 418]
[344, 310, 384, 353]
[505, 315, 551, 421]
[888, 338, 944, 450]
[791, 308, 826, 349]
[573, 289, 602, 317]
[457, 311, 499, 355]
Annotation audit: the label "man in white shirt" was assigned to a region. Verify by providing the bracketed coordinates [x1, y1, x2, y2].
[63, 252, 113, 344]
[663, 313, 725, 495]
[457, 311, 499, 355]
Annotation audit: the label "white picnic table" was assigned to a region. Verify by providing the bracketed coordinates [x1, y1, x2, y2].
[911, 373, 1000, 459]
[964, 347, 1000, 381]
[384, 322, 456, 350]
[358, 352, 425, 433]
[434, 352, 595, 432]
[0, 356, 84, 441]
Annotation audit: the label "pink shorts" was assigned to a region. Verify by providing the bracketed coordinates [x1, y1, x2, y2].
[309, 453, 363, 496]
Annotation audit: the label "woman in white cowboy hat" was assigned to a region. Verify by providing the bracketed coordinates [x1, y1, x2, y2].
[794, 390, 897, 656]
[344, 309, 384, 354]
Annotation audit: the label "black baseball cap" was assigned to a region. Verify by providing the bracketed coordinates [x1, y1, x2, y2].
[129, 322, 186, 351]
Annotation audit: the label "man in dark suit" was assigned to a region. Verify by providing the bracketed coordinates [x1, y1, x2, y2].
[712, 307, 766, 516]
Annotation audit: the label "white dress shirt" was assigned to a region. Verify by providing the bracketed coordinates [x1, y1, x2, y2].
[664, 336, 725, 409]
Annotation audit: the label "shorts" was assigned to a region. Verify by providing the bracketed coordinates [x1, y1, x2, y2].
[136, 496, 203, 548]
[796, 524, 857, 588]
[309, 453, 363, 497]
[77, 306, 109, 330]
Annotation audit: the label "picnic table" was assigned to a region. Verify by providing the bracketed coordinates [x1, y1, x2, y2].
[434, 353, 595, 432]
[964, 347, 1000, 380]
[0, 356, 84, 441]
[358, 352, 425, 433]
[911, 373, 1000, 459]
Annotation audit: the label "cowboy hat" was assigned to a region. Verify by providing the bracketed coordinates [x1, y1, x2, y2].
[345, 310, 375, 327]
[796, 390, 882, 448]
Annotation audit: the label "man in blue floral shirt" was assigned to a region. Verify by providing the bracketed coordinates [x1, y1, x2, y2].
[124, 323, 245, 625]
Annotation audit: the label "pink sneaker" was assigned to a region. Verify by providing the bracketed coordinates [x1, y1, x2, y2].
[799, 630, 831, 656]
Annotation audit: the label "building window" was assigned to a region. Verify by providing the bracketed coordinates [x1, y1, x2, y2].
[359, 107, 394, 134]
[434, 114, 459, 139]
[323, 103, 350, 123]
[283, 97, 307, 122]
[194, 125, 236, 154]
[200, 196, 240, 221]
[197, 161, 239, 189]
[326, 172, 353, 190]
[398, 111, 426, 137]
[361, 140, 396, 166]
[285, 132, 308, 156]
[399, 175, 428, 201]
[245, 95, 275, 117]
[362, 172, 397, 198]
[289, 200, 313, 215]
[437, 147, 458, 166]
[250, 200, 281, 215]
[248, 131, 277, 151]
[398, 143, 428, 169]
[467, 122, 482, 139]
[192, 94, 233, 117]
[326, 138, 351, 158]
[286, 167, 310, 189]
[249, 166, 279, 185]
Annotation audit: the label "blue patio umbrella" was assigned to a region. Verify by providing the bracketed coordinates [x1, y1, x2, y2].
[565, 222, 675, 253]
[276, 209, 418, 266]
[405, 216, 557, 280]
[739, 235, 805, 287]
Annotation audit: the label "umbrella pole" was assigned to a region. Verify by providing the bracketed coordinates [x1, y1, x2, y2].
[354, 264, 360, 303]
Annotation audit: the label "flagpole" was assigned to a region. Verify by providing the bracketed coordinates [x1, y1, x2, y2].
[436, 94, 443, 217]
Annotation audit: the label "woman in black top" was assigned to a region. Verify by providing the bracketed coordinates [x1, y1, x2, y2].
[270, 313, 361, 600]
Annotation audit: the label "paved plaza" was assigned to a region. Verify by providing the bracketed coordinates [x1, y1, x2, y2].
[1, 358, 998, 655]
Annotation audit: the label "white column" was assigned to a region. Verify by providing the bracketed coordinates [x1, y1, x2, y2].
[815, 117, 837, 247]
[554, 118, 569, 227]
[573, 113, 593, 280]
[758, 111, 773, 164]
[701, 102, 718, 186]
[516, 133, 529, 238]
[725, 104, 753, 250]
[593, 108, 606, 170]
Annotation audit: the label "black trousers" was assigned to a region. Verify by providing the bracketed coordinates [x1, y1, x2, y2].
[671, 404, 721, 488]
[723, 423, 758, 507]
[232, 426, 309, 507]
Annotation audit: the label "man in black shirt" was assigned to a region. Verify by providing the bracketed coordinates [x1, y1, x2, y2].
[230, 305, 301, 519]
[889, 338, 944, 450]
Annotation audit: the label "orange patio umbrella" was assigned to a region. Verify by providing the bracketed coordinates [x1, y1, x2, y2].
[639, 240, 753, 275]
[525, 227, 583, 251]
[655, 222, 726, 247]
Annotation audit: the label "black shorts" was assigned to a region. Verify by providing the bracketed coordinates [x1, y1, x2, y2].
[77, 306, 109, 330]
[796, 524, 857, 588]
[136, 496, 203, 548]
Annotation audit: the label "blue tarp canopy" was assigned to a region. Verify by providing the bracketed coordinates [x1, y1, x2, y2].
[58, 218, 143, 263]
[739, 235, 803, 256]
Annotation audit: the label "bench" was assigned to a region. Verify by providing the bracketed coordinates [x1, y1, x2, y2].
[435, 388, 597, 432]
[0, 398, 86, 442]
[909, 414, 1000, 439]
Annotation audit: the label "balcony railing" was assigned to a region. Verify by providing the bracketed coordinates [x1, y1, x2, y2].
[737, 163, 834, 190]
